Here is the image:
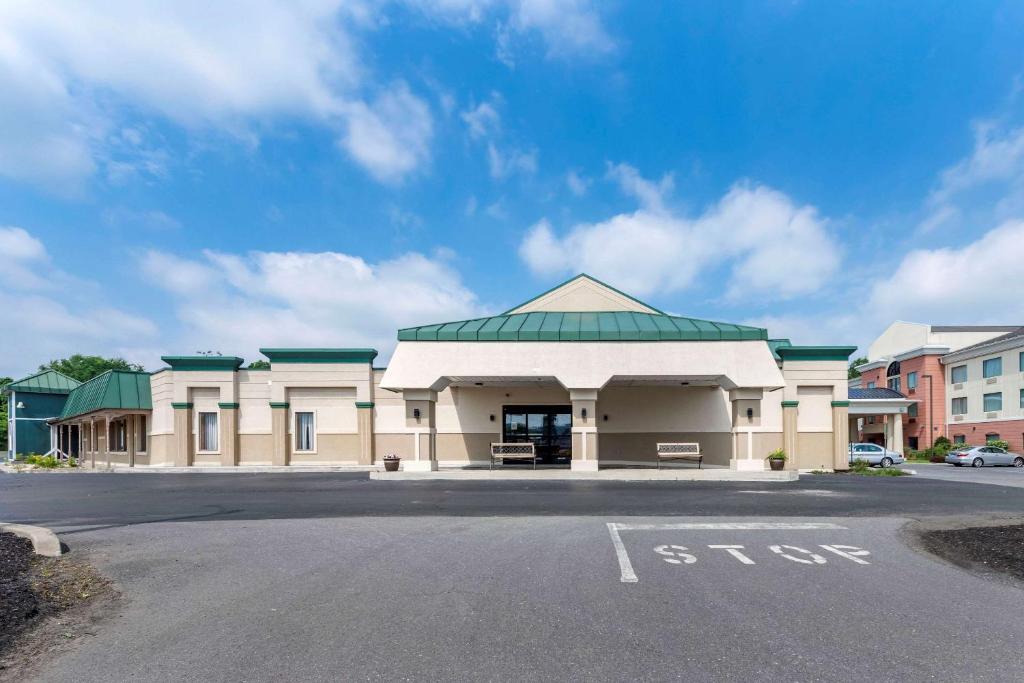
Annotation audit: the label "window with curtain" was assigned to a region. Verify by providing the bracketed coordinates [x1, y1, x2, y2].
[983, 392, 1002, 412]
[983, 357, 1002, 378]
[199, 412, 218, 451]
[138, 415, 147, 452]
[951, 397, 967, 415]
[108, 420, 127, 451]
[951, 365, 967, 383]
[295, 412, 315, 451]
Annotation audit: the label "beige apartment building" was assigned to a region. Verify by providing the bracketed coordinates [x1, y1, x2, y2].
[55, 275, 857, 471]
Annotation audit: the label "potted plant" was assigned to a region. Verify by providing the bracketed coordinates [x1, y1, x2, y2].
[383, 453, 401, 472]
[766, 448, 786, 471]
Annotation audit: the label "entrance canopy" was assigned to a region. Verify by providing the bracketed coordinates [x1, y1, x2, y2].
[847, 387, 915, 415]
[381, 340, 784, 392]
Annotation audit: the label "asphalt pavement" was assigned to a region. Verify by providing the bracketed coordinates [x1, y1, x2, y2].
[3, 472, 1024, 682]
[902, 461, 1024, 488]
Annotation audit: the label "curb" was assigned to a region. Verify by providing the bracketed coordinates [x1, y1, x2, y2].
[0, 522, 63, 557]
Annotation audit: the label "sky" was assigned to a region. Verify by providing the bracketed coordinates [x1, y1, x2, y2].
[2, 0, 1024, 377]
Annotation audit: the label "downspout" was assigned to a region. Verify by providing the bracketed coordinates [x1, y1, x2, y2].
[923, 374, 934, 448]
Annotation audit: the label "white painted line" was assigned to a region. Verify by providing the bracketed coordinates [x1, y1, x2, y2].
[606, 523, 638, 583]
[613, 522, 846, 531]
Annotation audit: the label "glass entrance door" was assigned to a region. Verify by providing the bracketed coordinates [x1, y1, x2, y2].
[502, 405, 572, 465]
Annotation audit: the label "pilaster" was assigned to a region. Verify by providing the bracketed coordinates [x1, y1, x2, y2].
[782, 401, 799, 470]
[172, 403, 193, 467]
[219, 403, 240, 466]
[831, 401, 850, 471]
[356, 402, 375, 465]
[271, 403, 290, 466]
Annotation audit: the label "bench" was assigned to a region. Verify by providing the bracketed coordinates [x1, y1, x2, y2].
[656, 442, 702, 469]
[490, 442, 538, 470]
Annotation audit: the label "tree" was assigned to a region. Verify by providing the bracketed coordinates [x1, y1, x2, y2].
[39, 355, 145, 383]
[247, 360, 271, 370]
[0, 377, 11, 452]
[848, 356, 868, 379]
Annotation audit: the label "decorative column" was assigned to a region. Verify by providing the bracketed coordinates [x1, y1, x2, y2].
[831, 401, 850, 471]
[90, 418, 96, 468]
[891, 412, 904, 455]
[356, 402, 375, 466]
[782, 400, 799, 470]
[171, 403, 193, 467]
[270, 402, 290, 466]
[218, 402, 240, 466]
[570, 389, 599, 472]
[127, 414, 137, 468]
[104, 416, 111, 469]
[402, 390, 437, 472]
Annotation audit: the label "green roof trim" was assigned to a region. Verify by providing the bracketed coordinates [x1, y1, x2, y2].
[259, 348, 378, 364]
[269, 402, 290, 409]
[171, 402, 193, 410]
[776, 346, 859, 362]
[397, 311, 768, 343]
[767, 338, 793, 361]
[59, 371, 152, 420]
[831, 400, 851, 408]
[781, 400, 799, 408]
[500, 273, 666, 316]
[218, 402, 240, 409]
[355, 401, 375, 408]
[4, 370, 81, 395]
[161, 356, 244, 371]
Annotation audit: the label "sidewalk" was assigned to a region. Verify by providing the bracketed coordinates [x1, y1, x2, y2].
[370, 468, 798, 482]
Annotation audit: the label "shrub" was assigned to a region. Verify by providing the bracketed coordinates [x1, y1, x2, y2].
[25, 454, 60, 468]
[933, 436, 952, 451]
[850, 459, 871, 473]
[987, 439, 1010, 451]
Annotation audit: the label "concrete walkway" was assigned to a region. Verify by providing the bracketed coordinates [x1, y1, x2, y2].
[370, 468, 798, 482]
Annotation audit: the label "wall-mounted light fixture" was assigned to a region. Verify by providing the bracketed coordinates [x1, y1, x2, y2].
[680, 381, 689, 386]
[603, 414, 608, 422]
[474, 382, 483, 386]
[746, 408, 754, 420]
[15, 401, 25, 409]
[489, 414, 495, 422]
[413, 408, 421, 419]
[581, 408, 587, 419]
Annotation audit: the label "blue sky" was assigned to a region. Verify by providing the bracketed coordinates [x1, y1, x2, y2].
[3, 1, 1024, 376]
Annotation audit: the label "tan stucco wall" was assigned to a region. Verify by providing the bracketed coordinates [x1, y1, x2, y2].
[375, 433, 414, 460]
[148, 433, 173, 465]
[238, 434, 273, 464]
[600, 432, 733, 466]
[796, 432, 834, 470]
[436, 432, 500, 463]
[291, 433, 360, 464]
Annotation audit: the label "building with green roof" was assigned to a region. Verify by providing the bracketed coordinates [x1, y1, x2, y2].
[4, 370, 80, 459]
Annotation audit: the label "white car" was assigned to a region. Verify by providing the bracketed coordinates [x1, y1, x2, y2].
[944, 446, 1024, 468]
[849, 443, 904, 468]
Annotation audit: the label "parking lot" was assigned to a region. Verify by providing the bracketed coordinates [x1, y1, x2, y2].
[4, 473, 1024, 681]
[904, 462, 1024, 488]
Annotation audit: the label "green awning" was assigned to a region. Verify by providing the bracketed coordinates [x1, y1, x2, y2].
[59, 371, 152, 420]
[398, 311, 768, 342]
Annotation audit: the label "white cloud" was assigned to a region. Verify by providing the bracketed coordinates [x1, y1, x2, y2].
[459, 91, 536, 180]
[0, 1, 434, 189]
[141, 247, 486, 363]
[920, 122, 1024, 232]
[519, 164, 841, 300]
[487, 142, 537, 179]
[0, 226, 158, 376]
[460, 94, 503, 139]
[565, 169, 589, 196]
[407, 0, 615, 62]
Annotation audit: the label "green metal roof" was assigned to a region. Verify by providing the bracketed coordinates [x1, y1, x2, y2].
[398, 311, 768, 342]
[767, 338, 793, 361]
[3, 370, 81, 395]
[161, 356, 245, 371]
[59, 370, 152, 420]
[776, 345, 858, 362]
[259, 348, 378, 364]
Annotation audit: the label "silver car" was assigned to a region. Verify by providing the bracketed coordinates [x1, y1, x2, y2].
[849, 443, 904, 468]
[944, 446, 1024, 468]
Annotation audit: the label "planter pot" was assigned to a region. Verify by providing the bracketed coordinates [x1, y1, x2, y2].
[768, 458, 785, 471]
[384, 459, 400, 472]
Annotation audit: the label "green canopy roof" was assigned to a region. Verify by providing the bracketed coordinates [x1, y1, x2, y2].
[3, 370, 80, 395]
[398, 311, 768, 342]
[59, 370, 152, 420]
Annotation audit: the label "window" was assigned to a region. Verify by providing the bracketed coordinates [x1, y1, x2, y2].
[138, 415, 147, 452]
[983, 357, 1002, 378]
[199, 412, 218, 451]
[907, 371, 918, 390]
[953, 434, 966, 445]
[108, 420, 127, 452]
[866, 381, 876, 389]
[1020, 351, 1024, 372]
[983, 392, 1002, 412]
[908, 437, 919, 450]
[951, 365, 967, 383]
[951, 397, 967, 415]
[295, 412, 315, 452]
[985, 433, 1000, 443]
[887, 376, 901, 392]
[1021, 388, 1024, 409]
[908, 402, 918, 418]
